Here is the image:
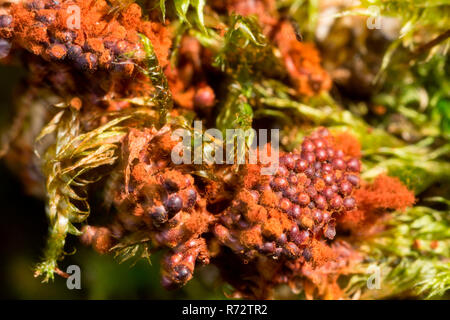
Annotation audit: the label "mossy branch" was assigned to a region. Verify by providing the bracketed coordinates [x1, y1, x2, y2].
[346, 201, 450, 299]
[34, 104, 129, 282]
[157, 0, 207, 33]
[140, 34, 173, 128]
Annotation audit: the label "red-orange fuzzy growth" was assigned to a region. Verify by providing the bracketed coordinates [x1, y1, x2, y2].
[72, 124, 416, 299]
[2, 0, 171, 72]
[333, 131, 362, 158]
[274, 21, 332, 96]
[357, 174, 415, 211]
[338, 174, 415, 236]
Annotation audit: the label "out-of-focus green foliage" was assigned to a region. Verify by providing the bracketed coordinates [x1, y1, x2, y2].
[340, 0, 450, 76]
[357, 0, 450, 40]
[346, 198, 450, 299]
[278, 0, 320, 40]
[374, 55, 450, 140]
[158, 0, 207, 32]
[362, 137, 450, 193]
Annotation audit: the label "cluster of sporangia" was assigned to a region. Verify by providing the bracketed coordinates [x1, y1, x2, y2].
[0, 0, 174, 113]
[81, 128, 215, 289]
[81, 127, 361, 291]
[0, 0, 170, 74]
[216, 128, 360, 263]
[0, 0, 353, 294]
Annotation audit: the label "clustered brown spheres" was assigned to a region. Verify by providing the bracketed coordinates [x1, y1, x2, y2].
[217, 128, 360, 262]
[0, 0, 331, 115]
[81, 127, 216, 288]
[81, 127, 362, 295]
[0, 0, 170, 72]
[210, 128, 361, 297]
[0, 0, 172, 114]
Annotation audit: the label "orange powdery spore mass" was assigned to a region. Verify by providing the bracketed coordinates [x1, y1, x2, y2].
[81, 226, 113, 254]
[119, 2, 142, 29]
[2, 0, 171, 72]
[240, 225, 263, 248]
[314, 178, 326, 192]
[333, 132, 362, 159]
[300, 241, 363, 300]
[357, 174, 415, 211]
[47, 43, 67, 59]
[260, 189, 279, 207]
[245, 202, 268, 223]
[0, 3, 166, 112]
[139, 19, 172, 68]
[338, 174, 415, 235]
[274, 21, 332, 96]
[262, 217, 284, 238]
[184, 199, 215, 235]
[309, 239, 337, 267]
[242, 163, 266, 190]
